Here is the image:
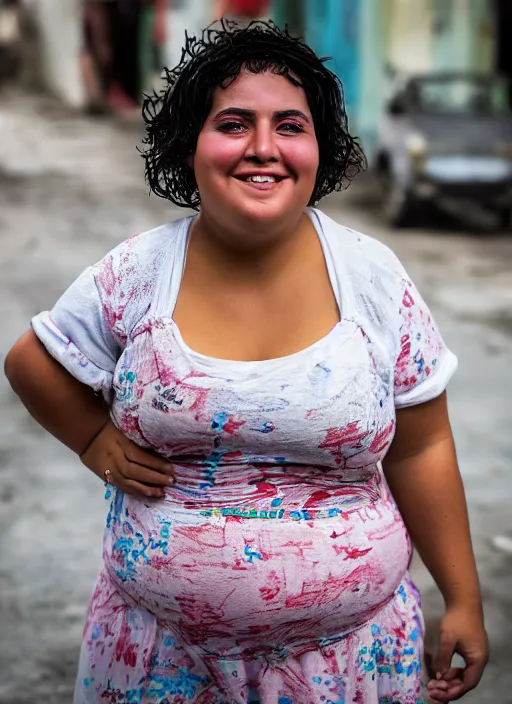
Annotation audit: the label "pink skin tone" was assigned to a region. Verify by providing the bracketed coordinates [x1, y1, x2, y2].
[189, 70, 320, 247]
[428, 669, 464, 702]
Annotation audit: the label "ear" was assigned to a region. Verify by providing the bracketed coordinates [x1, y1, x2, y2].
[186, 154, 195, 169]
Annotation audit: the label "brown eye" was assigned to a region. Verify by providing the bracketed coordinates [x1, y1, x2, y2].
[217, 122, 247, 133]
[277, 122, 304, 134]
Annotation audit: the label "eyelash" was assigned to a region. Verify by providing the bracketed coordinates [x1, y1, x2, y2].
[217, 121, 305, 134]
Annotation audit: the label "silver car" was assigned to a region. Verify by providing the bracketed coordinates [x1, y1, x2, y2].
[374, 73, 512, 228]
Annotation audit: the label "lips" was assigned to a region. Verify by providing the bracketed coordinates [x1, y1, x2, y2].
[233, 173, 287, 183]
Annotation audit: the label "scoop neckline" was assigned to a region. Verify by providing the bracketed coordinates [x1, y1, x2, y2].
[158, 208, 347, 371]
[168, 317, 344, 371]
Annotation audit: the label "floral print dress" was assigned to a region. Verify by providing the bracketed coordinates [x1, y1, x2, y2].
[32, 209, 457, 704]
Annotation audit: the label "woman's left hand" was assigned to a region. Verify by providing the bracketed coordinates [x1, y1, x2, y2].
[427, 604, 488, 702]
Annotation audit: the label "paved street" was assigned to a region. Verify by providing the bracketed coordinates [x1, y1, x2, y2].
[0, 92, 511, 704]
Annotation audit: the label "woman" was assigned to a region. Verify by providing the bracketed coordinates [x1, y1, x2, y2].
[4, 21, 488, 704]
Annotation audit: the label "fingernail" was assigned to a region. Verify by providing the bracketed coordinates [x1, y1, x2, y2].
[167, 476, 175, 485]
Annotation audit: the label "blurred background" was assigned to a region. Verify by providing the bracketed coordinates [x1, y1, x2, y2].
[0, 1, 511, 703]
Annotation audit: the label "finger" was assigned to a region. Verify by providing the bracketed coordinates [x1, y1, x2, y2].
[434, 669, 483, 703]
[428, 682, 463, 704]
[428, 678, 463, 693]
[124, 479, 165, 498]
[439, 667, 464, 682]
[106, 467, 164, 498]
[434, 631, 456, 678]
[453, 660, 487, 698]
[121, 461, 176, 487]
[427, 690, 454, 703]
[427, 679, 450, 691]
[124, 444, 174, 474]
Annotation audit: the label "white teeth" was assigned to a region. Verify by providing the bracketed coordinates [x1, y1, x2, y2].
[246, 175, 276, 183]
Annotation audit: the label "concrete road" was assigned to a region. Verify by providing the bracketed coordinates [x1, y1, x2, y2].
[0, 92, 511, 704]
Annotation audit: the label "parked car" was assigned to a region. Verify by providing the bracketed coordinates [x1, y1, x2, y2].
[374, 73, 512, 227]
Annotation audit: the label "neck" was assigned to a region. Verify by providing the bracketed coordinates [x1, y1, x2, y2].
[190, 210, 313, 281]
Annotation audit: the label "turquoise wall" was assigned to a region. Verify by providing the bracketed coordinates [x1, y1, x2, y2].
[357, 0, 384, 158]
[303, 0, 361, 116]
[272, 0, 497, 161]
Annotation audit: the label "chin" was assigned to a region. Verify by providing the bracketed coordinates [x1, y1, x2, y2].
[232, 198, 299, 228]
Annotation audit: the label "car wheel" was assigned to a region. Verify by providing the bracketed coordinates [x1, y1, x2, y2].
[379, 171, 417, 228]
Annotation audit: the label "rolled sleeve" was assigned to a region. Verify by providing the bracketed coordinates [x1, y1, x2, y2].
[394, 278, 458, 408]
[31, 266, 121, 397]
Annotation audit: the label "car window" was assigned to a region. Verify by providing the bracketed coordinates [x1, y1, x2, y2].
[411, 78, 509, 117]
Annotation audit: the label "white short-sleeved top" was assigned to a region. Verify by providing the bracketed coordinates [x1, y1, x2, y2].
[32, 208, 457, 512]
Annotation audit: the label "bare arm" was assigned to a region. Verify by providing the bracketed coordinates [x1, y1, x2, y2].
[5, 330, 175, 496]
[383, 392, 488, 699]
[5, 330, 109, 455]
[384, 392, 480, 608]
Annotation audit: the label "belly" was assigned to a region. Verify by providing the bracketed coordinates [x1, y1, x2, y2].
[103, 483, 410, 657]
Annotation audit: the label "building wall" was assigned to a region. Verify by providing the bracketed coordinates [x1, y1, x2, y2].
[303, 0, 361, 116]
[273, 0, 498, 161]
[357, 0, 384, 160]
[163, 0, 211, 72]
[386, 0, 433, 75]
[468, 0, 495, 74]
[386, 0, 495, 77]
[23, 0, 84, 107]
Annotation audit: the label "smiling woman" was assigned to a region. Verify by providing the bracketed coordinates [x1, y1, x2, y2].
[186, 70, 320, 234]
[5, 18, 488, 704]
[142, 20, 364, 212]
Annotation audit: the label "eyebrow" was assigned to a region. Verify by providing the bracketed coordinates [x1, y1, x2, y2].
[214, 108, 311, 123]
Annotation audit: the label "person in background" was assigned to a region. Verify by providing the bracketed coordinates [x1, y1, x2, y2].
[139, 0, 169, 96]
[213, 0, 272, 25]
[80, 0, 113, 113]
[112, 0, 143, 107]
[0, 0, 23, 84]
[81, 0, 140, 114]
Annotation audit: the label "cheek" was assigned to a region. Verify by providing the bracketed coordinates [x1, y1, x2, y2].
[282, 140, 320, 181]
[194, 133, 243, 175]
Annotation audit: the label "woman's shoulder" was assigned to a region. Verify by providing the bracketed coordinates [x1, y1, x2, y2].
[91, 216, 192, 295]
[98, 216, 193, 273]
[312, 208, 408, 287]
[90, 216, 193, 330]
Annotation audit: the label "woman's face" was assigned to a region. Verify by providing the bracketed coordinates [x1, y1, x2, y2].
[191, 70, 319, 232]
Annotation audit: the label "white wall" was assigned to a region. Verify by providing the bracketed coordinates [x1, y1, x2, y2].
[387, 0, 433, 75]
[23, 0, 84, 107]
[164, 0, 212, 72]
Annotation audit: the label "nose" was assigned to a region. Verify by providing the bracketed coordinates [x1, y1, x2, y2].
[245, 119, 279, 164]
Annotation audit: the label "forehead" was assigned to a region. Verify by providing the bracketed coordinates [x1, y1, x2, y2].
[210, 70, 311, 115]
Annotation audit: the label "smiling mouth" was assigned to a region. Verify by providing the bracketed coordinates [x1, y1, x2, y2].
[234, 174, 286, 183]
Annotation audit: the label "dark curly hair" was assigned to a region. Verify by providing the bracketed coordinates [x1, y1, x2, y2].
[141, 19, 366, 210]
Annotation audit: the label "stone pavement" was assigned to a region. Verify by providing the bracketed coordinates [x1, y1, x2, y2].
[0, 92, 511, 703]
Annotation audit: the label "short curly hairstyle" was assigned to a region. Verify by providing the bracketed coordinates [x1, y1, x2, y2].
[141, 20, 366, 210]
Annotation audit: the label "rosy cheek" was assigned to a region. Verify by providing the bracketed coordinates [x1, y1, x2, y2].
[281, 140, 319, 177]
[196, 133, 243, 171]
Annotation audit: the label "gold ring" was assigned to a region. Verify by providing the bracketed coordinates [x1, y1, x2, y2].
[104, 469, 112, 484]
